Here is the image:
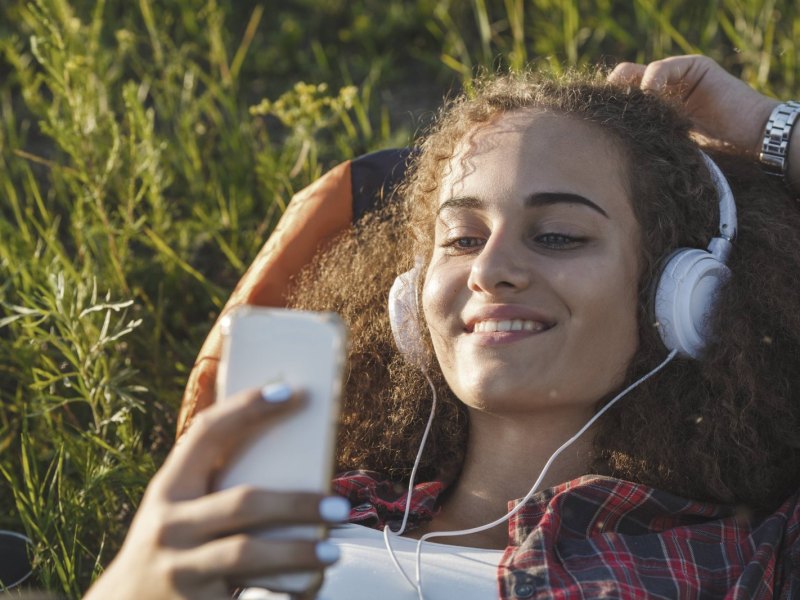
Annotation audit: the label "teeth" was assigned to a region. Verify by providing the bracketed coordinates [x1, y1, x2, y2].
[473, 319, 547, 333]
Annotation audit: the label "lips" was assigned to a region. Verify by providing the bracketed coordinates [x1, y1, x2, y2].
[473, 319, 549, 333]
[464, 305, 554, 334]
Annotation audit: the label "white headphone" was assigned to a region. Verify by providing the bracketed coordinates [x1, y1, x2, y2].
[388, 152, 737, 362]
[653, 153, 736, 358]
[388, 258, 428, 368]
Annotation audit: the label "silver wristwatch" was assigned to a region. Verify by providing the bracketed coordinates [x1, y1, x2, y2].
[759, 100, 800, 176]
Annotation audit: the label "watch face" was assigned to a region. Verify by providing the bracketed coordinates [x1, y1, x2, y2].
[0, 530, 33, 589]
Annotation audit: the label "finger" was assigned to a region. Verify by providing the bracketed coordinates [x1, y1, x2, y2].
[607, 62, 645, 85]
[176, 535, 340, 581]
[155, 385, 301, 500]
[638, 55, 711, 97]
[167, 488, 351, 542]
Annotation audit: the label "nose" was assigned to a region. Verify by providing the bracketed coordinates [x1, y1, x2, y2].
[467, 230, 531, 293]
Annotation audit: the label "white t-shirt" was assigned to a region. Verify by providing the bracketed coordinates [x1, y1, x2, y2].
[239, 523, 503, 600]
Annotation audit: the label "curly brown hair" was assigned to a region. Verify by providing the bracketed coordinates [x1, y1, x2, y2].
[288, 70, 800, 512]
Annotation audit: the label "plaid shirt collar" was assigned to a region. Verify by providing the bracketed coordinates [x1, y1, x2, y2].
[333, 471, 800, 599]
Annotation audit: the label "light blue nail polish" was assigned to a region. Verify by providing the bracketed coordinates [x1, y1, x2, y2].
[316, 541, 341, 564]
[261, 382, 292, 404]
[319, 496, 351, 522]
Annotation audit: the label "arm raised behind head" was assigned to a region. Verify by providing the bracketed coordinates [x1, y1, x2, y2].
[609, 55, 800, 195]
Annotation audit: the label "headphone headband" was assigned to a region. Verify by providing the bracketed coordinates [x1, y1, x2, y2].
[700, 152, 736, 262]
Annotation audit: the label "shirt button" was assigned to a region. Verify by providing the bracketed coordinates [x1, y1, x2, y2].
[512, 571, 536, 598]
[514, 583, 534, 598]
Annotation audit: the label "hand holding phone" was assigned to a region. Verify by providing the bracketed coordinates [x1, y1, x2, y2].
[214, 307, 347, 593]
[85, 386, 346, 600]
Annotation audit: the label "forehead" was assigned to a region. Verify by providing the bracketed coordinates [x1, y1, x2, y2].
[438, 110, 632, 219]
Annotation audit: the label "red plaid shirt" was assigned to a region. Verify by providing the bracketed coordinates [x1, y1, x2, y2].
[332, 472, 800, 599]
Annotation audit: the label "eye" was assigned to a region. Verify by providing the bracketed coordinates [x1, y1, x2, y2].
[441, 236, 486, 253]
[454, 237, 484, 248]
[535, 233, 585, 249]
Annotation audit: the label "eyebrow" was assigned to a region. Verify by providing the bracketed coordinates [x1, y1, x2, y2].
[438, 192, 610, 219]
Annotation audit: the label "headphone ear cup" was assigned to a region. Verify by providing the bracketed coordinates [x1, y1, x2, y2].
[388, 266, 428, 368]
[654, 247, 731, 359]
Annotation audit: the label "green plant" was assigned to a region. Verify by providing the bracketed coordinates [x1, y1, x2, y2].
[0, 0, 797, 595]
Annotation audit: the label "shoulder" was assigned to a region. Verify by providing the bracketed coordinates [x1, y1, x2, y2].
[502, 477, 800, 598]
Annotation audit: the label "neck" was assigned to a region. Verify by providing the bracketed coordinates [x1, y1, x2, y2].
[410, 406, 595, 549]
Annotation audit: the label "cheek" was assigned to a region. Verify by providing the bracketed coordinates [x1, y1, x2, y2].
[577, 260, 641, 363]
[422, 273, 452, 336]
[600, 283, 639, 351]
[422, 267, 464, 361]
[557, 248, 638, 329]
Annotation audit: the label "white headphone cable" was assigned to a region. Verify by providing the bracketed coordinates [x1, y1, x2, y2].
[411, 349, 678, 598]
[382, 369, 439, 590]
[381, 349, 677, 600]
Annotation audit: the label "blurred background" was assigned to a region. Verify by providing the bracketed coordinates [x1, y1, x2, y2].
[0, 0, 797, 595]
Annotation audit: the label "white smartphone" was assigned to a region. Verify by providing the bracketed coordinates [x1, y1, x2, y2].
[214, 306, 347, 593]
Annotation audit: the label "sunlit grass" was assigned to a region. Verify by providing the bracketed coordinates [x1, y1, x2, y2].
[0, 0, 797, 595]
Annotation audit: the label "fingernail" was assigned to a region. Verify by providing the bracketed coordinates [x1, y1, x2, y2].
[261, 383, 292, 404]
[319, 496, 351, 523]
[315, 541, 340, 564]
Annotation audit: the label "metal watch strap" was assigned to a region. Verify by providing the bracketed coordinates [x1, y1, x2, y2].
[759, 100, 800, 175]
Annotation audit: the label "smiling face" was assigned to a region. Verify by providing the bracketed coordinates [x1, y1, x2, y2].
[421, 110, 642, 417]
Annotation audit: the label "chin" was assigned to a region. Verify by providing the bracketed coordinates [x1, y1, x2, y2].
[456, 376, 551, 413]
[454, 368, 604, 417]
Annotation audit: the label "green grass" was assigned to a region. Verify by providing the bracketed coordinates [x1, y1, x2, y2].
[0, 0, 797, 595]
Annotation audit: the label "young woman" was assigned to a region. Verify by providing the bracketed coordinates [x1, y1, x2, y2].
[84, 55, 800, 599]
